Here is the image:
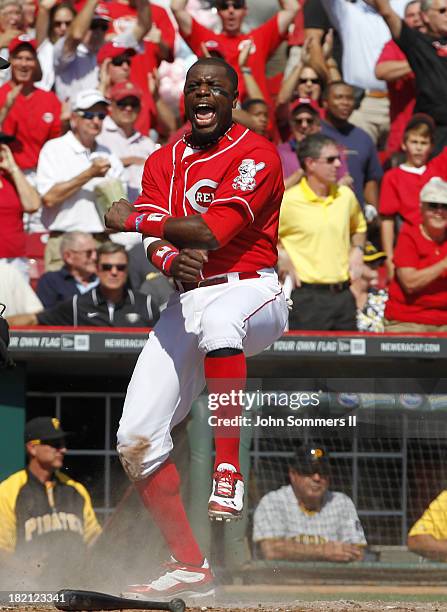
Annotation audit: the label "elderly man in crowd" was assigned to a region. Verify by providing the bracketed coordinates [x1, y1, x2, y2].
[366, 0, 447, 153]
[36, 231, 98, 308]
[253, 444, 366, 562]
[8, 242, 160, 328]
[36, 89, 124, 271]
[278, 133, 366, 331]
[384, 177, 447, 332]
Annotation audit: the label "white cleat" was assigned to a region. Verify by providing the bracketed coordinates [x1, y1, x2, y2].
[208, 463, 244, 521]
[122, 558, 215, 603]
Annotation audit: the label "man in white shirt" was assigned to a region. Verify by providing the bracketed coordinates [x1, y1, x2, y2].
[321, 0, 407, 147]
[98, 80, 158, 202]
[36, 89, 125, 271]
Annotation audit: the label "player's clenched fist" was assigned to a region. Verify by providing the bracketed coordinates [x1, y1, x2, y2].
[105, 198, 138, 231]
[170, 248, 208, 282]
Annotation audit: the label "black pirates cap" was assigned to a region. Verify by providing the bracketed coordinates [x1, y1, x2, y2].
[0, 56, 9, 70]
[25, 417, 70, 443]
[290, 443, 330, 475]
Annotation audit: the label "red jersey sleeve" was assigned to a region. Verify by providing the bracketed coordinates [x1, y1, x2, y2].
[393, 226, 420, 268]
[202, 147, 284, 245]
[379, 168, 401, 216]
[133, 148, 171, 213]
[182, 18, 214, 56]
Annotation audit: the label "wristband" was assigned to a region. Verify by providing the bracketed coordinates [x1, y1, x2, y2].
[125, 211, 171, 237]
[151, 244, 179, 277]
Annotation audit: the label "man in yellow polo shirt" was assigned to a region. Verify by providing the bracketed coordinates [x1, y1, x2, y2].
[408, 491, 447, 561]
[279, 133, 367, 330]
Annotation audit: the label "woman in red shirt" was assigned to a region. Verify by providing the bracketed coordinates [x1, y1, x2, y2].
[385, 177, 447, 332]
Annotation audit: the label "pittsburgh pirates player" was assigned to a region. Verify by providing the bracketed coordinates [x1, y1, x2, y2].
[105, 57, 288, 599]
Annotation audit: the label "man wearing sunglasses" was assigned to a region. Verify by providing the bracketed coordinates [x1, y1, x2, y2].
[279, 133, 366, 330]
[36, 231, 99, 309]
[253, 444, 366, 562]
[98, 81, 158, 203]
[53, 0, 150, 104]
[365, 0, 447, 153]
[8, 242, 159, 328]
[36, 89, 124, 271]
[171, 0, 298, 106]
[0, 417, 101, 588]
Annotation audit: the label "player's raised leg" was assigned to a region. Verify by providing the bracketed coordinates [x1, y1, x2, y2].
[201, 272, 288, 521]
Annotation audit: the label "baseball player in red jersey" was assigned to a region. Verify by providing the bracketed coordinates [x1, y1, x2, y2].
[105, 57, 288, 600]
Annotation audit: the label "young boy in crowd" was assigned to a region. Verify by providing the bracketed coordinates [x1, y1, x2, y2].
[380, 115, 447, 279]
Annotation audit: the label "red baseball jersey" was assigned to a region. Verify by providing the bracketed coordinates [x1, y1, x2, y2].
[133, 123, 284, 278]
[0, 84, 61, 170]
[182, 16, 285, 104]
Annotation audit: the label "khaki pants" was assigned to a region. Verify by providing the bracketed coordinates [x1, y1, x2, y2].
[350, 95, 390, 150]
[384, 319, 447, 333]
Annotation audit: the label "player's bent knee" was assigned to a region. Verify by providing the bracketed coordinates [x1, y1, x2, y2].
[117, 435, 170, 482]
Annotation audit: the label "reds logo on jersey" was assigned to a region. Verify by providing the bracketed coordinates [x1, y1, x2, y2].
[232, 159, 266, 192]
[185, 179, 219, 213]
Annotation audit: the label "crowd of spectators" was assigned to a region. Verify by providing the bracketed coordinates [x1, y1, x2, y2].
[3, 0, 447, 333]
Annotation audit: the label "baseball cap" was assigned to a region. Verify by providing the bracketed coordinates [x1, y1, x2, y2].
[405, 112, 435, 134]
[420, 176, 447, 204]
[363, 242, 386, 263]
[290, 443, 330, 474]
[92, 3, 111, 21]
[73, 89, 109, 111]
[25, 417, 70, 443]
[97, 42, 136, 66]
[0, 56, 9, 69]
[8, 34, 37, 56]
[290, 97, 319, 117]
[110, 80, 142, 102]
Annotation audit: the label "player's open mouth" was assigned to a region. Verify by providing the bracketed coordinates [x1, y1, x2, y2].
[194, 104, 216, 127]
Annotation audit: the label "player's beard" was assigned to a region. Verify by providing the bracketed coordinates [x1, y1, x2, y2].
[190, 116, 232, 148]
